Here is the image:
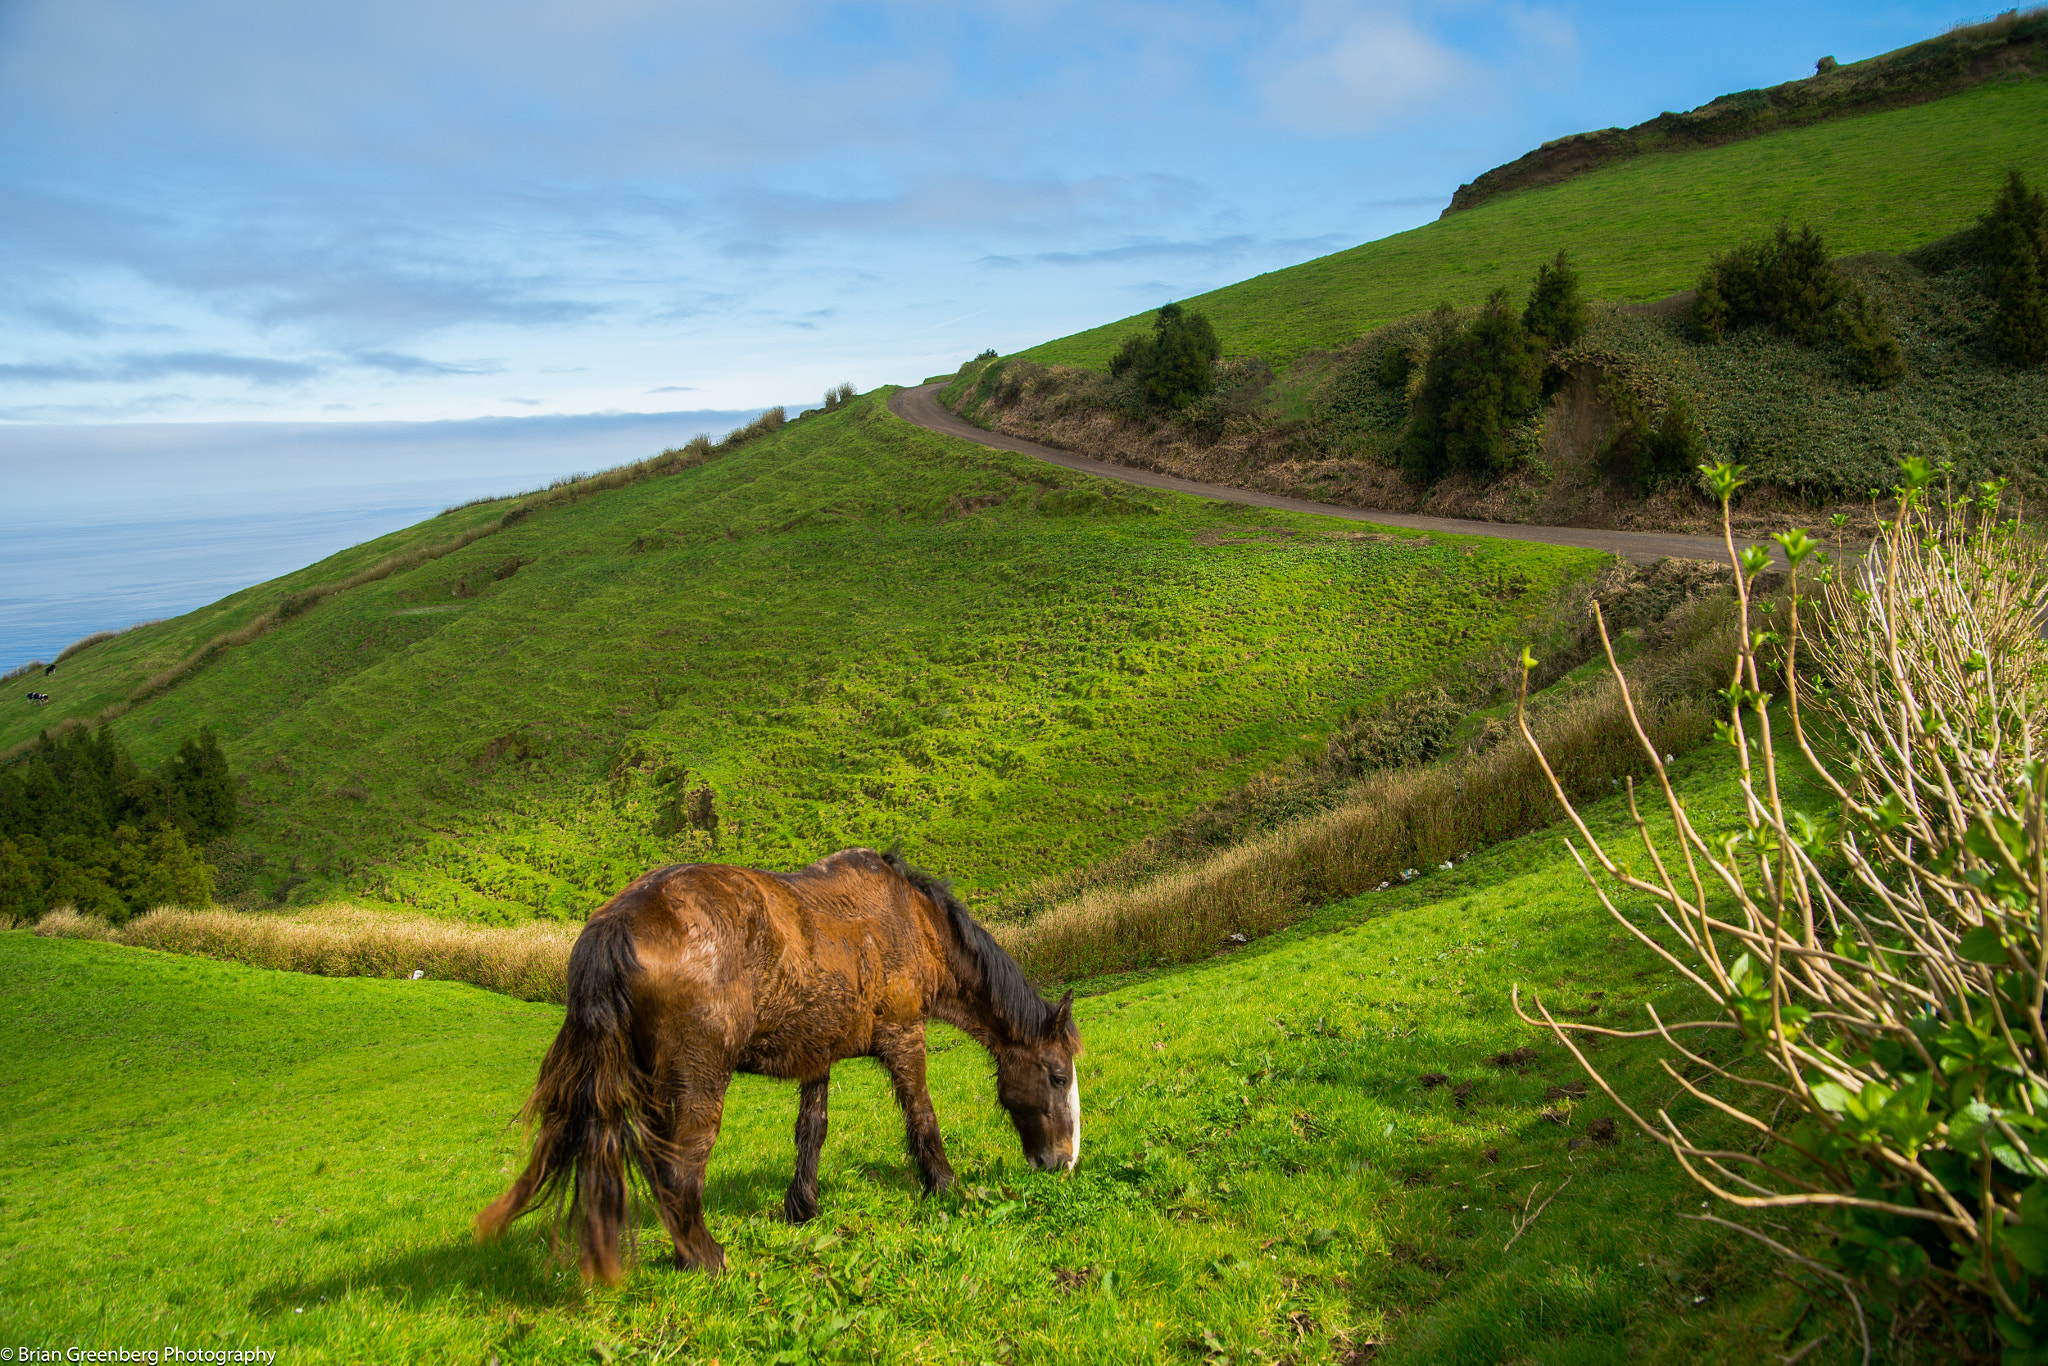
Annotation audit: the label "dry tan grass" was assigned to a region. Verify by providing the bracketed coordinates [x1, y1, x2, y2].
[995, 678, 1713, 980]
[31, 904, 578, 1002]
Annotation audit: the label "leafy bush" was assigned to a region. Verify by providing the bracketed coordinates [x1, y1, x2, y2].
[1108, 303, 1223, 409]
[1520, 457, 2048, 1358]
[1692, 222, 1902, 386]
[1523, 250, 1590, 349]
[821, 382, 857, 412]
[1984, 169, 2048, 368]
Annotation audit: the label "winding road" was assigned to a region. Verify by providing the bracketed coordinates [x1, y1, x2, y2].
[890, 381, 1758, 566]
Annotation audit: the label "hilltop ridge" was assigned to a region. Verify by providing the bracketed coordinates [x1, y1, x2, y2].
[1442, 8, 2047, 216]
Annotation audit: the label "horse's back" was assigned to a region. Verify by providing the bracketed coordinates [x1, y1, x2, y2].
[586, 849, 940, 1076]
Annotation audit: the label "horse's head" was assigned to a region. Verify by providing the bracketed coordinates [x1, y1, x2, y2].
[992, 990, 1083, 1172]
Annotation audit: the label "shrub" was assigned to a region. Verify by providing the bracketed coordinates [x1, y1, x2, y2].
[821, 381, 857, 412]
[1984, 168, 2048, 368]
[1692, 222, 1903, 386]
[1596, 382, 1702, 492]
[1523, 250, 1590, 349]
[1108, 303, 1223, 409]
[1402, 288, 1543, 481]
[1519, 458, 2048, 1358]
[1322, 688, 1464, 775]
[1835, 283, 1906, 386]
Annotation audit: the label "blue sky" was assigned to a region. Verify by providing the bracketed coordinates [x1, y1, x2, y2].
[0, 0, 1981, 435]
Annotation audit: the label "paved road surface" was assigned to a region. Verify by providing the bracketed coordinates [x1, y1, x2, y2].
[890, 381, 1760, 566]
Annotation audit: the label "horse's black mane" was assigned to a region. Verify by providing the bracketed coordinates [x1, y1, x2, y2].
[883, 851, 1055, 1041]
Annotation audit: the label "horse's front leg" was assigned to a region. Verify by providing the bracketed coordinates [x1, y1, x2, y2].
[874, 1023, 954, 1195]
[784, 1073, 831, 1224]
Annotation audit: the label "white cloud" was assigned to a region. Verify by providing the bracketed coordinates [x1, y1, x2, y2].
[1254, 3, 1481, 133]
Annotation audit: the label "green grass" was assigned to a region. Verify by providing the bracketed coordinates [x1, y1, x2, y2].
[2, 393, 1599, 920]
[1020, 77, 2048, 373]
[0, 725, 1856, 1364]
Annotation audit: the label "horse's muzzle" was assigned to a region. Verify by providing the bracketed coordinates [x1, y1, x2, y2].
[1027, 1146, 1077, 1173]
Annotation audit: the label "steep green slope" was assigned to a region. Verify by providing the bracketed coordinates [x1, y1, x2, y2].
[0, 730, 1841, 1362]
[1021, 76, 2048, 373]
[1444, 11, 2048, 214]
[5, 393, 1599, 919]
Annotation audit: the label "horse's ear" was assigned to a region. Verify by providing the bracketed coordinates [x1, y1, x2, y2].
[1049, 989, 1074, 1037]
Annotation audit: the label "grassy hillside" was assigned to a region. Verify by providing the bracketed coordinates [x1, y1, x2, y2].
[1443, 10, 2048, 214]
[1020, 76, 2048, 374]
[3, 393, 1601, 920]
[0, 727, 1858, 1364]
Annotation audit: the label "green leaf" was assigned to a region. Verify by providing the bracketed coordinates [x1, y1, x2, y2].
[1961, 925, 2009, 964]
[2006, 1225, 2048, 1278]
[1810, 1081, 1854, 1116]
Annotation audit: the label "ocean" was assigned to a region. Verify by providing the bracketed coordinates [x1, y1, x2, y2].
[0, 407, 782, 670]
[0, 480, 519, 668]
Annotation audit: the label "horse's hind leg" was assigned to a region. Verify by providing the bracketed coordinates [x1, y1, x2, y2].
[784, 1074, 831, 1224]
[647, 1061, 732, 1273]
[874, 1023, 954, 1194]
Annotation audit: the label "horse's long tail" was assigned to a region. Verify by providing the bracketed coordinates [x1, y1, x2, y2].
[475, 913, 653, 1284]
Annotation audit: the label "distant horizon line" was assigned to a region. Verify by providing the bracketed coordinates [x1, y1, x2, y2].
[0, 402, 816, 434]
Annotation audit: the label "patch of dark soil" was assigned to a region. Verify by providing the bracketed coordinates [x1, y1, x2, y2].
[948, 492, 1010, 517]
[1452, 1081, 1476, 1107]
[1544, 1083, 1588, 1101]
[1487, 1046, 1539, 1071]
[1052, 1265, 1098, 1294]
[1419, 1072, 1450, 1088]
[1390, 1243, 1459, 1275]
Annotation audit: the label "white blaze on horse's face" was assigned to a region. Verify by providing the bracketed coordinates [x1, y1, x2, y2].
[1065, 1069, 1082, 1171]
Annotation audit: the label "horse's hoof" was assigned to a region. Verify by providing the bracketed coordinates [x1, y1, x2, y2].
[783, 1190, 818, 1224]
[677, 1245, 726, 1274]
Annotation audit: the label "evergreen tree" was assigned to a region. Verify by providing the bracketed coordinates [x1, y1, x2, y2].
[170, 727, 237, 840]
[0, 724, 233, 922]
[1400, 291, 1543, 481]
[1984, 168, 2048, 368]
[1523, 250, 1589, 348]
[0, 835, 38, 921]
[1397, 306, 1464, 483]
[1837, 283, 1906, 387]
[1108, 303, 1224, 407]
[113, 823, 213, 917]
[1444, 288, 1543, 475]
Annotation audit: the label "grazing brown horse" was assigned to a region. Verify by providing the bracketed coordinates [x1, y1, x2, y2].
[475, 848, 1083, 1281]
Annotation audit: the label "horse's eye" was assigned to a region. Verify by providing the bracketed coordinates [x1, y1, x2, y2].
[1050, 1070, 1069, 1088]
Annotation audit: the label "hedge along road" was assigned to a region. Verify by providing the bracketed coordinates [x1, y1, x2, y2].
[889, 381, 1792, 567]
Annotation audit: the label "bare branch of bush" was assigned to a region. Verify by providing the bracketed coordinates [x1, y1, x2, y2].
[1515, 454, 2048, 1357]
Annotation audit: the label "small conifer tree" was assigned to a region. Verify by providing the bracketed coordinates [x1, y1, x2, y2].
[1444, 288, 1542, 474]
[1522, 250, 1589, 348]
[170, 727, 237, 840]
[1107, 303, 1224, 408]
[1984, 168, 2048, 368]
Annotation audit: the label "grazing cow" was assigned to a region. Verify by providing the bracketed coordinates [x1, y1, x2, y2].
[44, 664, 55, 676]
[26, 692, 50, 704]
